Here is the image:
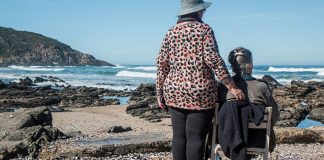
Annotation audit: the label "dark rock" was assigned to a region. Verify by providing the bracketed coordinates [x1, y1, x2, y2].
[306, 81, 324, 88]
[107, 126, 132, 133]
[34, 77, 48, 83]
[0, 78, 129, 111]
[129, 84, 156, 103]
[275, 105, 308, 127]
[19, 77, 33, 87]
[273, 80, 324, 127]
[0, 107, 65, 159]
[308, 108, 324, 123]
[0, 26, 115, 66]
[126, 96, 170, 123]
[261, 75, 283, 90]
[93, 98, 120, 106]
[7, 82, 29, 90]
[0, 80, 7, 89]
[126, 87, 170, 123]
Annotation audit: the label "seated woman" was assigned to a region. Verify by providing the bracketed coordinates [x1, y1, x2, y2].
[218, 47, 280, 159]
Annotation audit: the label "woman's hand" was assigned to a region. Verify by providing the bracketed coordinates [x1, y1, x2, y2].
[230, 88, 246, 101]
[157, 97, 169, 112]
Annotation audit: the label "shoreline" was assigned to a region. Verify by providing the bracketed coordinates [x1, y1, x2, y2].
[1, 75, 324, 159]
[43, 105, 324, 159]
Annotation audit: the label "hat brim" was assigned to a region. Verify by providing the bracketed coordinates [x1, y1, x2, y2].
[177, 2, 212, 16]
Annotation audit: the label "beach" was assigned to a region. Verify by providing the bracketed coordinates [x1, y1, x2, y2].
[1, 65, 324, 159]
[51, 105, 172, 139]
[43, 105, 324, 160]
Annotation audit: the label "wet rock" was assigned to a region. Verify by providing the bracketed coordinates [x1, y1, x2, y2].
[34, 77, 48, 83]
[308, 108, 324, 123]
[93, 98, 120, 106]
[275, 105, 308, 127]
[126, 95, 170, 123]
[306, 81, 324, 88]
[107, 126, 132, 133]
[0, 107, 65, 159]
[0, 80, 7, 90]
[261, 75, 283, 90]
[272, 80, 324, 127]
[0, 78, 129, 111]
[129, 84, 156, 104]
[275, 127, 324, 144]
[19, 77, 33, 86]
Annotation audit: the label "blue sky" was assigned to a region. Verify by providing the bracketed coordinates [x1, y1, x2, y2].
[1, 0, 323, 65]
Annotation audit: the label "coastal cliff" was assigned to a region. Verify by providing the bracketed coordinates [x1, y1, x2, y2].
[0, 27, 114, 66]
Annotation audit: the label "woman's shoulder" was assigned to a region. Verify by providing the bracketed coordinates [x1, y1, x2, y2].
[170, 22, 212, 31]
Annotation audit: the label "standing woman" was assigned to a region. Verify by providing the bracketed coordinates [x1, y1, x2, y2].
[156, 0, 245, 160]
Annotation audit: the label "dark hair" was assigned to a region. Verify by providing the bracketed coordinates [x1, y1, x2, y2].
[228, 47, 253, 74]
[177, 11, 203, 23]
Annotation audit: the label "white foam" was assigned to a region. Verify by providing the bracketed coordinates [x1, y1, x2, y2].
[8, 65, 65, 71]
[0, 74, 24, 79]
[268, 66, 324, 73]
[253, 74, 264, 79]
[65, 80, 137, 90]
[318, 71, 324, 76]
[128, 66, 157, 71]
[116, 71, 156, 79]
[103, 64, 126, 68]
[303, 78, 324, 82]
[94, 85, 137, 91]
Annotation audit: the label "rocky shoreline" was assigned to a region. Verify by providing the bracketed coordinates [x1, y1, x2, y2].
[0, 76, 130, 113]
[0, 75, 324, 159]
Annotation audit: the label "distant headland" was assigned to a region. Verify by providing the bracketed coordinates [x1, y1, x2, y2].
[0, 26, 115, 66]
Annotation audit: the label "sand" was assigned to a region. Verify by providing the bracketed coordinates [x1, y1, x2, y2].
[51, 105, 324, 160]
[52, 105, 172, 139]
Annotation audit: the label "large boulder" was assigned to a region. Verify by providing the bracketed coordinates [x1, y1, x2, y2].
[126, 96, 170, 123]
[129, 84, 156, 104]
[261, 75, 283, 91]
[127, 84, 170, 123]
[308, 108, 324, 123]
[275, 127, 324, 144]
[0, 107, 65, 159]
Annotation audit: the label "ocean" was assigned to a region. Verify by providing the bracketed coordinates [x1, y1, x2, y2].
[0, 65, 323, 90]
[1, 64, 324, 127]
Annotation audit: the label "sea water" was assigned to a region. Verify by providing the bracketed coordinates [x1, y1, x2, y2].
[1, 65, 323, 90]
[0, 65, 324, 127]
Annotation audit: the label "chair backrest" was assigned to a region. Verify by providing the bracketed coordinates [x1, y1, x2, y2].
[210, 105, 273, 160]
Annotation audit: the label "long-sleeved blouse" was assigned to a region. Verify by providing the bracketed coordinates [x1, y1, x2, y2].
[156, 21, 231, 110]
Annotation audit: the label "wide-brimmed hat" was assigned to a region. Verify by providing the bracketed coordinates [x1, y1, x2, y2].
[178, 0, 212, 16]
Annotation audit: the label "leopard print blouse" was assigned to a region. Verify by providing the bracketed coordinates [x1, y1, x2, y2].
[156, 21, 231, 110]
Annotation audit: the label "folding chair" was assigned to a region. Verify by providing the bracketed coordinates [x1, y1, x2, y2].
[210, 105, 273, 160]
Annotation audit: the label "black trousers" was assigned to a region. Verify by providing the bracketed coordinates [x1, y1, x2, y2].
[169, 107, 215, 160]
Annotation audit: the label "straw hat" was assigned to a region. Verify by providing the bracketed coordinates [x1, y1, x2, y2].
[178, 0, 212, 16]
